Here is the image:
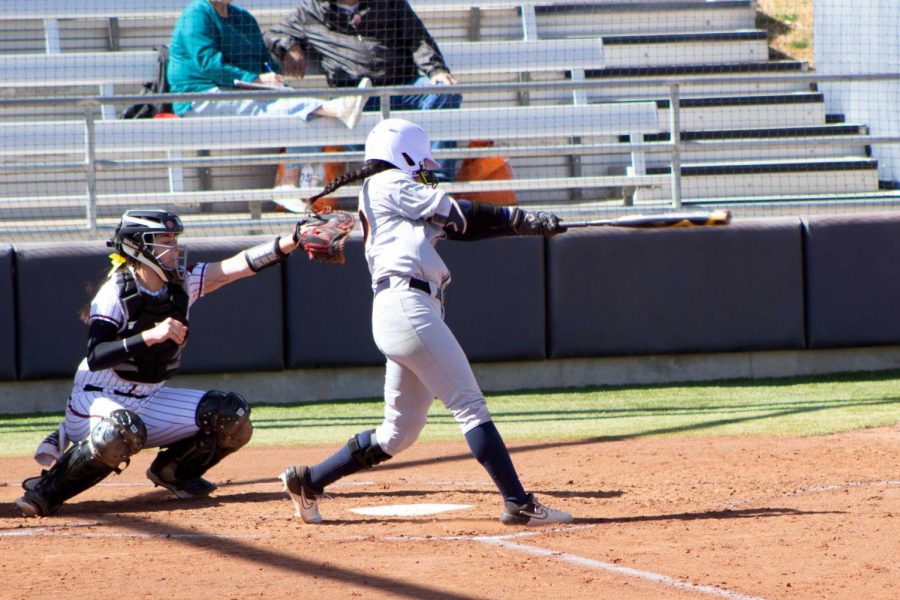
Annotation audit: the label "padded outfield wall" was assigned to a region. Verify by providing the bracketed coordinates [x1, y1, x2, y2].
[3, 214, 900, 414]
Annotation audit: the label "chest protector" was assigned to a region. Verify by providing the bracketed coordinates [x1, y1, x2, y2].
[113, 270, 190, 383]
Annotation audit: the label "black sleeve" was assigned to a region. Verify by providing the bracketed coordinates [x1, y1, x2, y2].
[399, 1, 450, 76]
[444, 200, 519, 241]
[85, 319, 147, 372]
[264, 4, 309, 60]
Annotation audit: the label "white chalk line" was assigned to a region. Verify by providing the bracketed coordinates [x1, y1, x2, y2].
[1, 521, 262, 540]
[388, 526, 766, 600]
[8, 519, 767, 599]
[720, 479, 900, 508]
[481, 537, 766, 600]
[2, 519, 261, 540]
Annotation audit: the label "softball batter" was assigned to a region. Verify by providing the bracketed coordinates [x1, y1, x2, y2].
[282, 118, 572, 525]
[17, 209, 301, 517]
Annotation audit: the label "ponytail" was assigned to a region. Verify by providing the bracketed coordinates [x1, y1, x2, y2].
[306, 159, 395, 208]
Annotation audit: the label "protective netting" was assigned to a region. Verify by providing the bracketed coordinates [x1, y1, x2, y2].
[1, 0, 898, 242]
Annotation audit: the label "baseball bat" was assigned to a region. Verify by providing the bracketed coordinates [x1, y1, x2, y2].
[564, 209, 732, 229]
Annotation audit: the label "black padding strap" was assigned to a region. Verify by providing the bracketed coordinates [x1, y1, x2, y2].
[348, 429, 392, 468]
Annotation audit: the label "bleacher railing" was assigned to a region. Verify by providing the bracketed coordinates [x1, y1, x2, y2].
[3, 72, 900, 241]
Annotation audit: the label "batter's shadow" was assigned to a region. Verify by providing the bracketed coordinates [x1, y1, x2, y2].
[217, 477, 623, 501]
[573, 506, 846, 525]
[0, 484, 619, 519]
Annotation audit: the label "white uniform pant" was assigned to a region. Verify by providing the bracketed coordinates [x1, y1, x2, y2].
[64, 386, 205, 449]
[371, 288, 491, 457]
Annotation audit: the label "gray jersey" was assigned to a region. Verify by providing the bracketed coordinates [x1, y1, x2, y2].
[359, 169, 453, 290]
[357, 167, 490, 458]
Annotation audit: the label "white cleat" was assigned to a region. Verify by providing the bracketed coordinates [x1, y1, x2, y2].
[500, 493, 573, 526]
[280, 466, 323, 524]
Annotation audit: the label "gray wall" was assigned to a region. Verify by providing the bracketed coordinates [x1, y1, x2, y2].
[0, 244, 15, 379]
[546, 218, 806, 357]
[804, 213, 900, 347]
[6, 215, 900, 384]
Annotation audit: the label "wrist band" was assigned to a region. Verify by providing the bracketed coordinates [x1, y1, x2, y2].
[244, 236, 287, 272]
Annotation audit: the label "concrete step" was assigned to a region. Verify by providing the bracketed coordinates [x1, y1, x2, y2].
[636, 157, 881, 201]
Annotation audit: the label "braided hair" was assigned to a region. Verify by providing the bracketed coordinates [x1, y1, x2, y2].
[305, 159, 395, 208]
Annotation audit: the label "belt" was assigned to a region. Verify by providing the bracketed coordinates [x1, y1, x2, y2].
[83, 384, 148, 400]
[375, 276, 443, 301]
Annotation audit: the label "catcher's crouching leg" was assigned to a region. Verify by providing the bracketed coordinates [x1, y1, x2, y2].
[16, 410, 147, 517]
[147, 390, 252, 499]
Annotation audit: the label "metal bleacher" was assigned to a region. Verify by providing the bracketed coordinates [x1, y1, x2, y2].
[0, 0, 894, 237]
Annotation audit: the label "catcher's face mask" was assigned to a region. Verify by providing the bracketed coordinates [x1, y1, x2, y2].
[111, 209, 188, 283]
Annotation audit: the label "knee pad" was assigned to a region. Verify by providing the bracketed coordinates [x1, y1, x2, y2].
[152, 391, 251, 483]
[196, 390, 253, 450]
[348, 429, 392, 468]
[89, 409, 147, 471]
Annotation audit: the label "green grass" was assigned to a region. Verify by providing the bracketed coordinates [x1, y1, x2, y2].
[2, 371, 899, 457]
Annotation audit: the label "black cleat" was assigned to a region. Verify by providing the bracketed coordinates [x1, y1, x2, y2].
[147, 468, 217, 499]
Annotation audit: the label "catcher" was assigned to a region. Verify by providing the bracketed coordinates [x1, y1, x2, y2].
[17, 208, 344, 517]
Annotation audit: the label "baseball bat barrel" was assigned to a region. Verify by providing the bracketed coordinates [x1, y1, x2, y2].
[563, 209, 732, 229]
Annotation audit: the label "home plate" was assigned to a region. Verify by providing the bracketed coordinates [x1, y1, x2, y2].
[349, 504, 473, 517]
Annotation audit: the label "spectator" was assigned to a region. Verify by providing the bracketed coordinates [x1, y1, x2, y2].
[265, 0, 462, 184]
[167, 0, 370, 190]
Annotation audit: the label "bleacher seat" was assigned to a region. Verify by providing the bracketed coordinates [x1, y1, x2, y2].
[0, 0, 893, 219]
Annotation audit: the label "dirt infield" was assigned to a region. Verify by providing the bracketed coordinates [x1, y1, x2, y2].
[1, 426, 897, 599]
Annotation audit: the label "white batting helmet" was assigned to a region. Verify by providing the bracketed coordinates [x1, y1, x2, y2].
[364, 118, 441, 176]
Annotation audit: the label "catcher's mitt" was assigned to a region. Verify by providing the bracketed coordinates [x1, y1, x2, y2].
[293, 209, 356, 264]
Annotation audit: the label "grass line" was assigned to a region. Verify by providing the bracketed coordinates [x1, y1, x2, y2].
[1, 371, 899, 457]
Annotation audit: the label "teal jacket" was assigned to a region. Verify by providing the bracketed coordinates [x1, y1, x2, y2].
[167, 0, 279, 115]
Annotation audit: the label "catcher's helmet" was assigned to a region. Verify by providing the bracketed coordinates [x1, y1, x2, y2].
[109, 209, 187, 282]
[364, 119, 441, 185]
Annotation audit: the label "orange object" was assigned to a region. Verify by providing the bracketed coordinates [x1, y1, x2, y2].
[152, 112, 179, 119]
[310, 197, 339, 213]
[313, 145, 347, 211]
[272, 147, 347, 212]
[455, 140, 516, 205]
[323, 145, 347, 182]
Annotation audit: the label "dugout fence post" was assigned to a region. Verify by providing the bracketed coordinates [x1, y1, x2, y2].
[667, 83, 683, 209]
[83, 105, 98, 237]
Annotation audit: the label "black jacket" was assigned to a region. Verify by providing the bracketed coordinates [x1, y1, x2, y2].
[264, 0, 451, 88]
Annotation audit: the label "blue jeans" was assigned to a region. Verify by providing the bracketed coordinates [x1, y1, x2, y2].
[185, 87, 324, 170]
[361, 76, 463, 181]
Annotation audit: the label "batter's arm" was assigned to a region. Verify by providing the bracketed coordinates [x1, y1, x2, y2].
[439, 200, 563, 240]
